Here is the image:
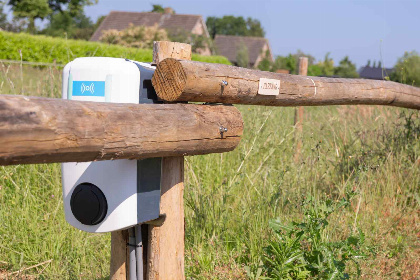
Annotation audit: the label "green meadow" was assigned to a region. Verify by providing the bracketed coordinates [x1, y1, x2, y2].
[0, 60, 419, 279]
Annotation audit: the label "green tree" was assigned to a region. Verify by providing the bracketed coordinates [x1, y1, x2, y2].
[236, 42, 249, 68]
[42, 10, 96, 40]
[0, 2, 7, 29]
[206, 16, 265, 39]
[390, 51, 420, 87]
[8, 0, 51, 33]
[48, 0, 96, 17]
[151, 4, 164, 13]
[334, 56, 359, 78]
[317, 53, 335, 76]
[308, 64, 322, 76]
[271, 54, 296, 73]
[271, 50, 315, 74]
[42, 11, 72, 37]
[246, 17, 265, 37]
[8, 0, 96, 33]
[257, 50, 272, 71]
[95, 15, 106, 29]
[167, 28, 213, 54]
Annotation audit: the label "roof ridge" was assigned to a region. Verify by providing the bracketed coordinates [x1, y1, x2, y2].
[108, 10, 202, 17]
[215, 34, 267, 40]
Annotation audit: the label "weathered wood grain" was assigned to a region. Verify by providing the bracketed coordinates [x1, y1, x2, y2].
[152, 58, 420, 110]
[110, 230, 128, 280]
[146, 157, 185, 280]
[294, 57, 308, 163]
[152, 41, 192, 65]
[0, 94, 243, 166]
[146, 41, 190, 280]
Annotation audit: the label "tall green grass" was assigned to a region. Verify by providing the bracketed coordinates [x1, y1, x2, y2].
[0, 63, 419, 279]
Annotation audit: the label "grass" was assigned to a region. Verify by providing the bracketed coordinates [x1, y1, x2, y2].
[0, 63, 419, 279]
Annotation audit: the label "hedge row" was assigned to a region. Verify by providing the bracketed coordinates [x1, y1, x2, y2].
[0, 31, 231, 65]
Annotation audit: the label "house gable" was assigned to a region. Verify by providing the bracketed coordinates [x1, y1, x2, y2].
[214, 35, 273, 68]
[90, 11, 207, 42]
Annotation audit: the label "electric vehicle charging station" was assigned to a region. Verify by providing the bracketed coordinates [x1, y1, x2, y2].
[62, 57, 162, 233]
[62, 57, 161, 279]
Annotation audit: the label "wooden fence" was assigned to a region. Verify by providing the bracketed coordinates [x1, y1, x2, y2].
[0, 41, 419, 280]
[152, 58, 420, 109]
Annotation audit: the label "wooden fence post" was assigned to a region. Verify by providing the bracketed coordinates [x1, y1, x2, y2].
[294, 57, 308, 162]
[146, 41, 191, 280]
[110, 41, 191, 280]
[110, 230, 128, 280]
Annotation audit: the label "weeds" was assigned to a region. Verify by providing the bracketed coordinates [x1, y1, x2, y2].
[254, 191, 367, 279]
[335, 110, 420, 181]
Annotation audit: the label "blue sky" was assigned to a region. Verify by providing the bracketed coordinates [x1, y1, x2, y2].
[20, 0, 420, 68]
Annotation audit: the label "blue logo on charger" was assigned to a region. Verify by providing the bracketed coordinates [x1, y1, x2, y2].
[72, 81, 105, 97]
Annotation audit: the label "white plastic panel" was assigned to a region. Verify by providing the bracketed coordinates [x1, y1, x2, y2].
[61, 57, 144, 233]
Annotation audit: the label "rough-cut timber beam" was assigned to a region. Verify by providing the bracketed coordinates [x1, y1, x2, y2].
[152, 58, 420, 110]
[0, 94, 243, 166]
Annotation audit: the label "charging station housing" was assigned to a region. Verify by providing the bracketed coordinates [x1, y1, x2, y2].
[61, 57, 161, 233]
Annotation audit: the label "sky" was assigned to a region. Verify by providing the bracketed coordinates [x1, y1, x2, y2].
[45, 0, 420, 68]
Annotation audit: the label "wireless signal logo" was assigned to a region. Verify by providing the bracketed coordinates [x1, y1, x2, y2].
[81, 83, 95, 94]
[72, 81, 105, 97]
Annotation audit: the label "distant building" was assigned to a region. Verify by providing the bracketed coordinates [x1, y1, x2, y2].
[214, 35, 273, 68]
[359, 65, 394, 80]
[90, 9, 211, 55]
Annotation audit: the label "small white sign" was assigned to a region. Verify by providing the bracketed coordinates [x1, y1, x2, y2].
[258, 78, 280, 96]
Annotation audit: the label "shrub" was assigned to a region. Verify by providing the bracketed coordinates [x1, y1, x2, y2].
[236, 42, 249, 68]
[167, 28, 213, 55]
[100, 24, 168, 49]
[390, 51, 420, 87]
[0, 31, 230, 65]
[254, 191, 367, 279]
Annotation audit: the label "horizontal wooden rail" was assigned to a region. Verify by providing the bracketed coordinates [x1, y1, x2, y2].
[0, 94, 243, 166]
[152, 59, 420, 110]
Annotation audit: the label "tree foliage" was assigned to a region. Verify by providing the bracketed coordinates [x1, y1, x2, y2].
[390, 51, 420, 87]
[206, 16, 265, 39]
[8, 0, 51, 33]
[334, 56, 359, 78]
[0, 2, 8, 29]
[236, 42, 249, 68]
[151, 4, 165, 13]
[315, 53, 335, 76]
[8, 0, 97, 33]
[46, 0, 97, 16]
[167, 28, 212, 54]
[42, 10, 97, 40]
[258, 50, 359, 78]
[271, 50, 315, 74]
[257, 50, 272, 71]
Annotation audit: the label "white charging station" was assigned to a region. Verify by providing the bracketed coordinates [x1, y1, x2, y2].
[61, 57, 162, 233]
